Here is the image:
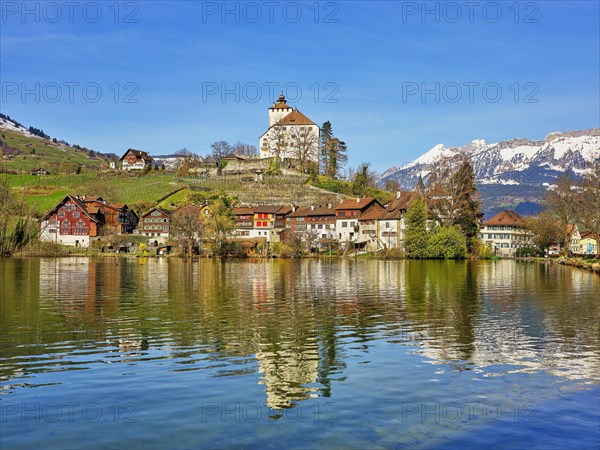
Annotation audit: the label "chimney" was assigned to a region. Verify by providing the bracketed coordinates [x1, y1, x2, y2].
[356, 197, 360, 203]
[292, 205, 296, 212]
[311, 205, 315, 211]
[327, 202, 332, 209]
[396, 191, 401, 199]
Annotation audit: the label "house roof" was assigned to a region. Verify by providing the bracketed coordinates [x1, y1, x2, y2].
[273, 109, 316, 126]
[269, 93, 292, 110]
[307, 205, 336, 217]
[40, 195, 101, 223]
[30, 167, 48, 173]
[287, 207, 312, 218]
[142, 207, 172, 218]
[580, 230, 599, 241]
[233, 207, 255, 216]
[484, 210, 525, 227]
[386, 192, 419, 212]
[335, 197, 381, 211]
[358, 208, 386, 221]
[221, 153, 247, 161]
[566, 224, 579, 236]
[276, 205, 294, 216]
[120, 149, 154, 162]
[255, 205, 283, 214]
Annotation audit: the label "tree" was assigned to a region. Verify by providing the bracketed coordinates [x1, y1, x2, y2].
[0, 179, 37, 256]
[320, 121, 333, 174]
[524, 211, 563, 255]
[577, 161, 600, 233]
[426, 225, 467, 259]
[201, 193, 236, 256]
[403, 198, 429, 258]
[210, 141, 233, 162]
[427, 158, 481, 252]
[171, 205, 203, 257]
[544, 175, 580, 254]
[232, 141, 258, 157]
[265, 125, 287, 162]
[325, 138, 348, 178]
[289, 127, 319, 173]
[210, 141, 233, 176]
[351, 163, 377, 196]
[174, 148, 202, 177]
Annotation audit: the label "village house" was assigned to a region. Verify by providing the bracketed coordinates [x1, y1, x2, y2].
[358, 191, 419, 251]
[39, 195, 101, 247]
[579, 230, 599, 256]
[141, 207, 172, 238]
[306, 205, 337, 242]
[233, 206, 257, 238]
[82, 197, 138, 234]
[30, 167, 49, 176]
[120, 149, 155, 171]
[259, 93, 320, 164]
[479, 210, 533, 256]
[335, 197, 384, 244]
[566, 224, 582, 255]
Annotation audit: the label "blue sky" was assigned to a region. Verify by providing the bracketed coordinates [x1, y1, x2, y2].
[1, 1, 599, 173]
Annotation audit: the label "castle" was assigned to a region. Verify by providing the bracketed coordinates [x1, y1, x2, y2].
[259, 93, 320, 164]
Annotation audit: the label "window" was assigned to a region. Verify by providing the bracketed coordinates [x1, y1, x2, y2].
[262, 221, 268, 227]
[58, 211, 65, 218]
[73, 212, 80, 218]
[386, 222, 390, 228]
[342, 222, 347, 228]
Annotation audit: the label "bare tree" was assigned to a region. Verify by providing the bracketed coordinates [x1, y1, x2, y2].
[174, 148, 202, 177]
[289, 127, 319, 173]
[171, 205, 203, 257]
[266, 125, 287, 161]
[210, 141, 233, 162]
[232, 141, 258, 157]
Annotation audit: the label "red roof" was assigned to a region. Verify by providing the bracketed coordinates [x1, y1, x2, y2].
[287, 207, 312, 218]
[306, 205, 336, 217]
[484, 210, 525, 227]
[274, 109, 316, 126]
[233, 207, 255, 216]
[335, 198, 381, 211]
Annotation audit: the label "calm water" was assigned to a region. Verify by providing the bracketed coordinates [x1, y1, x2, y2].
[1, 258, 599, 449]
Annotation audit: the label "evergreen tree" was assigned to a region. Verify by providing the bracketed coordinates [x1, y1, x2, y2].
[320, 121, 333, 175]
[451, 161, 480, 252]
[403, 198, 429, 259]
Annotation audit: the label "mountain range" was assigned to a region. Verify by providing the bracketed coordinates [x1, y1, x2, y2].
[378, 129, 600, 219]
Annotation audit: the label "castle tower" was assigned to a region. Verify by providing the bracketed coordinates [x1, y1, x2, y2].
[268, 92, 293, 126]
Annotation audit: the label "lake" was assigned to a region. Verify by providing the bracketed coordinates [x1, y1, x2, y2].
[1, 258, 598, 449]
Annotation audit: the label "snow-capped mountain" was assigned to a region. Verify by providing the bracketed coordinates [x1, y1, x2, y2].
[378, 129, 600, 218]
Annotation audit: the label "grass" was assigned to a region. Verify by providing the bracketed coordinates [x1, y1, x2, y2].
[0, 129, 105, 172]
[2, 172, 186, 215]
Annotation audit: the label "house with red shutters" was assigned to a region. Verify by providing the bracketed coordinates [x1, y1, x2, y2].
[39, 195, 140, 247]
[39, 195, 102, 247]
[120, 149, 155, 171]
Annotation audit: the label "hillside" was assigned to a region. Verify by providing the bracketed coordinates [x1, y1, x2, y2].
[378, 129, 600, 219]
[0, 115, 112, 174]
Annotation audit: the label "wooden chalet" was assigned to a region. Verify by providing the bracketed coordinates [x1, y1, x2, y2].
[120, 149, 155, 170]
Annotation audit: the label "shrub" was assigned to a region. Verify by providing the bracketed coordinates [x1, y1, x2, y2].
[426, 225, 467, 259]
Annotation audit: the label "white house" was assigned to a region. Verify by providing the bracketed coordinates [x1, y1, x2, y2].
[479, 210, 533, 256]
[120, 149, 155, 171]
[259, 93, 320, 164]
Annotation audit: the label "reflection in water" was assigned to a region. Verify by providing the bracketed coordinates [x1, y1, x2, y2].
[1, 258, 599, 410]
